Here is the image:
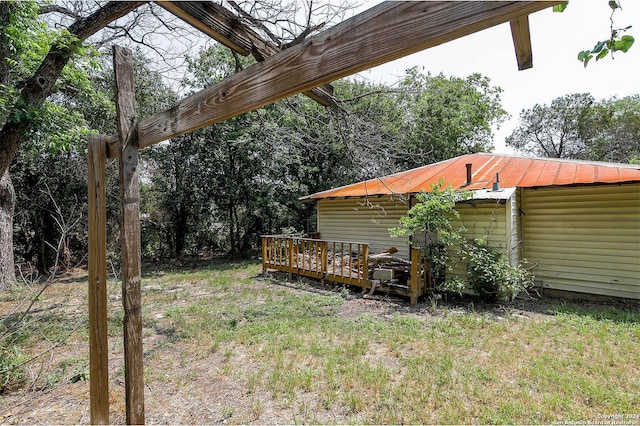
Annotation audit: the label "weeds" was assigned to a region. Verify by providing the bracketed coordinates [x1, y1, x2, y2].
[2, 260, 638, 425]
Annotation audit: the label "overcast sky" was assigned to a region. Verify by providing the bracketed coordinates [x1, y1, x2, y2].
[351, 1, 640, 153]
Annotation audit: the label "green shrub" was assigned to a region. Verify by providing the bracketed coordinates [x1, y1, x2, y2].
[0, 346, 26, 392]
[463, 239, 533, 301]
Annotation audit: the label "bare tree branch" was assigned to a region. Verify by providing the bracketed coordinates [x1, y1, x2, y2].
[38, 4, 81, 20]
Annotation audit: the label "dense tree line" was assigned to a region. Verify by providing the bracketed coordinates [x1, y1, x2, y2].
[507, 93, 640, 162]
[2, 1, 638, 286]
[7, 40, 507, 272]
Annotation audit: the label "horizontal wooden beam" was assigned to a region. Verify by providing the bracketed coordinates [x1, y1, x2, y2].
[157, 1, 254, 56]
[129, 1, 556, 150]
[157, 1, 334, 106]
[510, 15, 533, 70]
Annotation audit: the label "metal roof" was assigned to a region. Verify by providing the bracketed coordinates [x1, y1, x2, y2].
[300, 153, 640, 201]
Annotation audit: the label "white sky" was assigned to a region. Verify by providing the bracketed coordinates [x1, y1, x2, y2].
[350, 0, 640, 153]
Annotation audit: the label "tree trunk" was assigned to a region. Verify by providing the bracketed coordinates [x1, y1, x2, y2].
[0, 170, 16, 291]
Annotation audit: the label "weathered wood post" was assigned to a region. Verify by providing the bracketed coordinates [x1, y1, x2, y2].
[114, 45, 145, 425]
[261, 236, 268, 273]
[88, 134, 109, 424]
[320, 240, 328, 286]
[410, 248, 421, 305]
[288, 237, 295, 281]
[362, 244, 369, 284]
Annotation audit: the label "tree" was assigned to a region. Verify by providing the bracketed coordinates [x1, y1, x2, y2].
[0, 0, 356, 288]
[9, 49, 177, 274]
[0, 1, 145, 290]
[506, 93, 640, 162]
[393, 68, 506, 169]
[583, 95, 640, 163]
[506, 93, 595, 159]
[275, 68, 507, 181]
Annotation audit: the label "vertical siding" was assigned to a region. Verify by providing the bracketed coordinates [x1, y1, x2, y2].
[317, 196, 411, 258]
[521, 183, 640, 299]
[449, 202, 509, 283]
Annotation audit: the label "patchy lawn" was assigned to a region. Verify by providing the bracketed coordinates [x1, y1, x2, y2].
[1, 260, 639, 424]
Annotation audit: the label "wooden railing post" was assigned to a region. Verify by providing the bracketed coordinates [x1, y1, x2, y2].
[261, 237, 267, 273]
[321, 241, 328, 286]
[410, 248, 420, 305]
[88, 135, 109, 425]
[287, 238, 294, 281]
[362, 244, 369, 283]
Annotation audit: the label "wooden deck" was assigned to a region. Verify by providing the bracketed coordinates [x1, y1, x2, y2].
[261, 235, 433, 304]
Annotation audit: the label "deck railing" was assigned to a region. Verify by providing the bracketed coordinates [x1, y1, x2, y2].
[261, 235, 433, 304]
[261, 235, 369, 286]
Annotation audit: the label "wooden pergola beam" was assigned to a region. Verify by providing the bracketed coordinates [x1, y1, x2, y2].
[129, 1, 555, 150]
[510, 15, 534, 70]
[156, 1, 334, 106]
[157, 1, 254, 56]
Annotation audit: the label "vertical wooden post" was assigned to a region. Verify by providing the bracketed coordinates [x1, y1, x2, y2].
[362, 244, 369, 283]
[288, 238, 294, 281]
[114, 45, 144, 425]
[410, 248, 420, 305]
[261, 237, 267, 273]
[320, 241, 328, 286]
[88, 135, 109, 424]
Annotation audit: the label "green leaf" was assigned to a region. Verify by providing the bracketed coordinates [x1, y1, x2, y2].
[578, 50, 593, 67]
[553, 2, 568, 12]
[591, 41, 607, 54]
[613, 35, 635, 53]
[608, 1, 620, 9]
[596, 48, 609, 60]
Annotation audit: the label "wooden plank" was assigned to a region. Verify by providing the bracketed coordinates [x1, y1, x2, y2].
[157, 1, 334, 107]
[410, 248, 420, 305]
[510, 15, 533, 70]
[135, 1, 554, 149]
[114, 45, 145, 425]
[157, 1, 253, 56]
[261, 237, 268, 273]
[87, 134, 109, 425]
[321, 241, 328, 286]
[362, 244, 369, 282]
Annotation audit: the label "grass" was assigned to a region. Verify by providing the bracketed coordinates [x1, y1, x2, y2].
[1, 259, 638, 424]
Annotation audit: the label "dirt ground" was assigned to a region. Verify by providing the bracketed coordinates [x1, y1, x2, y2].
[1, 268, 638, 425]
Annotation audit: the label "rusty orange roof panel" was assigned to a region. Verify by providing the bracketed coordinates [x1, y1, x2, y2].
[301, 153, 640, 201]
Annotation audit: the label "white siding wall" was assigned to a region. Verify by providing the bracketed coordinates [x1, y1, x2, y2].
[317, 196, 411, 258]
[521, 183, 640, 299]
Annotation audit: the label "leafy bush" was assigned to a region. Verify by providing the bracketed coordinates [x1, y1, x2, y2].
[463, 239, 533, 301]
[436, 277, 466, 295]
[0, 346, 26, 392]
[389, 180, 470, 285]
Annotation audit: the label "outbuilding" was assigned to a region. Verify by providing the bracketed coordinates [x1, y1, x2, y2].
[300, 153, 640, 300]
